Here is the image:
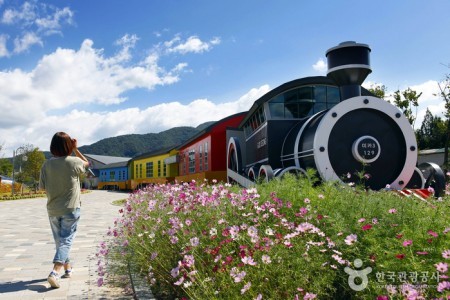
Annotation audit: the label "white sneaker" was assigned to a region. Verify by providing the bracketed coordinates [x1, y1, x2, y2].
[61, 269, 73, 278]
[47, 271, 60, 288]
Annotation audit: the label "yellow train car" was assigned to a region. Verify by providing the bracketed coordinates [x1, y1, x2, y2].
[128, 147, 179, 190]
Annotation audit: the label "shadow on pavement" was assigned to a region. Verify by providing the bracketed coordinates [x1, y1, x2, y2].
[0, 278, 48, 293]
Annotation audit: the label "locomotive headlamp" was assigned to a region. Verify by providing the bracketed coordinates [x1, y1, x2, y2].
[351, 135, 381, 164]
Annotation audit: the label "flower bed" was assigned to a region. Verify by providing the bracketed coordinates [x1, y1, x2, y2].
[97, 174, 450, 299]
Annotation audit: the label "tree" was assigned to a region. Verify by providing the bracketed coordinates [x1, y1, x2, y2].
[416, 108, 446, 149]
[436, 74, 450, 171]
[0, 158, 13, 176]
[368, 84, 387, 99]
[392, 88, 422, 127]
[22, 147, 45, 192]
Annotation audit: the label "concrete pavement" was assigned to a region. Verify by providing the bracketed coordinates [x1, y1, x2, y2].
[0, 190, 137, 299]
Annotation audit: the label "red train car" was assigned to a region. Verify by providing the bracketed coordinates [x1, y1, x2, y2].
[175, 112, 247, 183]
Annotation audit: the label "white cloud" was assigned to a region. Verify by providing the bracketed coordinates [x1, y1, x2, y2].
[0, 34, 9, 57]
[1, 1, 36, 25]
[312, 58, 327, 73]
[35, 6, 74, 33]
[1, 84, 269, 154]
[166, 35, 221, 54]
[13, 31, 43, 53]
[0, 33, 230, 155]
[0, 38, 184, 129]
[1, 1, 75, 54]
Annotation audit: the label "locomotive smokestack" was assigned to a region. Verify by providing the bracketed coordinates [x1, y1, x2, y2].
[326, 41, 372, 101]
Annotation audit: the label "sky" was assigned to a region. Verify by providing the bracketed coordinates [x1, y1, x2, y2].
[1, 0, 449, 156]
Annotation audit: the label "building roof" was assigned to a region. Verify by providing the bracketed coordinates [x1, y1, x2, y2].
[176, 111, 247, 149]
[85, 154, 131, 165]
[0, 175, 13, 184]
[130, 146, 177, 161]
[97, 161, 130, 169]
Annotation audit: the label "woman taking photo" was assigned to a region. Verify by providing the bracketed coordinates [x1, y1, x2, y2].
[39, 132, 90, 288]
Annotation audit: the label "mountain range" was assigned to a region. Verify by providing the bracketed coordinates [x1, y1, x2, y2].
[76, 121, 215, 158]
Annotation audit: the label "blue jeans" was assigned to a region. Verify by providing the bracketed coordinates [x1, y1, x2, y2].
[48, 208, 80, 264]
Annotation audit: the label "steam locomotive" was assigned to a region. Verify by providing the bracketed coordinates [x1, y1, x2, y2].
[226, 41, 445, 196]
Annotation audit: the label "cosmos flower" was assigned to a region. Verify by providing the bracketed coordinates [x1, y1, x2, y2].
[344, 234, 357, 245]
[435, 262, 448, 273]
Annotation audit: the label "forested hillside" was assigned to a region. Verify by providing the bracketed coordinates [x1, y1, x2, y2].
[78, 122, 215, 157]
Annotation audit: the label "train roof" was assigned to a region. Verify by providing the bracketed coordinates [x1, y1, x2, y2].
[239, 76, 374, 127]
[176, 111, 247, 149]
[131, 146, 178, 161]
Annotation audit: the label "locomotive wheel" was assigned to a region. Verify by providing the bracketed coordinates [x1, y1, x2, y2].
[418, 162, 446, 197]
[258, 165, 274, 182]
[275, 166, 308, 179]
[405, 167, 426, 189]
[248, 166, 258, 181]
[299, 96, 417, 190]
[227, 137, 242, 173]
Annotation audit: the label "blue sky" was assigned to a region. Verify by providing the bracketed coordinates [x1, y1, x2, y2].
[1, 0, 449, 156]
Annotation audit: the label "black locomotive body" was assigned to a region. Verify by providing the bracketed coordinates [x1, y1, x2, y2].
[226, 41, 445, 195]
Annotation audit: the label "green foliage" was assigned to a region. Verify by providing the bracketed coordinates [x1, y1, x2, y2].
[98, 177, 450, 299]
[367, 84, 387, 99]
[22, 147, 45, 191]
[392, 88, 422, 127]
[76, 125, 210, 157]
[0, 158, 12, 176]
[416, 109, 447, 149]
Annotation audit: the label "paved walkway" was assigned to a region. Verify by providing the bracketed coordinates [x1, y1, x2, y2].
[0, 190, 136, 299]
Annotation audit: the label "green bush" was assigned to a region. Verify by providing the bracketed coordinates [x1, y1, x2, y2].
[97, 175, 450, 299]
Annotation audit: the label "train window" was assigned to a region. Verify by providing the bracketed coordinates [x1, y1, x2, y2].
[268, 102, 285, 118]
[314, 102, 327, 113]
[258, 107, 265, 123]
[314, 86, 327, 103]
[204, 142, 208, 171]
[298, 87, 313, 100]
[199, 145, 203, 172]
[188, 149, 195, 173]
[146, 162, 153, 178]
[327, 86, 340, 104]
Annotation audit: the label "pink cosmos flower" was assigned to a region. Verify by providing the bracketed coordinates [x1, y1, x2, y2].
[358, 218, 366, 223]
[247, 226, 258, 237]
[435, 262, 448, 273]
[190, 237, 199, 247]
[443, 249, 450, 259]
[416, 251, 428, 255]
[318, 194, 325, 199]
[402, 240, 413, 247]
[261, 254, 271, 264]
[304, 293, 317, 300]
[242, 256, 257, 266]
[241, 282, 251, 294]
[427, 229, 438, 238]
[437, 281, 450, 292]
[304, 198, 310, 203]
[388, 208, 397, 214]
[344, 234, 357, 245]
[376, 296, 388, 300]
[174, 276, 184, 286]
